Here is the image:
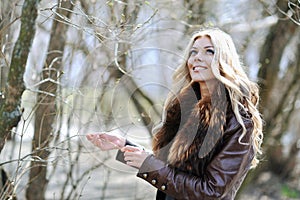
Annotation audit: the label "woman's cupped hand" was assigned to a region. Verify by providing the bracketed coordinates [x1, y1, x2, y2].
[86, 133, 126, 151]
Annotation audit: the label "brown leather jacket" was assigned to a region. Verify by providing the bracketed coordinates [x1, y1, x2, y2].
[136, 109, 254, 200]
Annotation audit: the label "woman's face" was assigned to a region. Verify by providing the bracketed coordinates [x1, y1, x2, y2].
[187, 36, 216, 83]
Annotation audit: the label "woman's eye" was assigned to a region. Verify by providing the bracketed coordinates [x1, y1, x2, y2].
[206, 49, 215, 55]
[190, 50, 197, 56]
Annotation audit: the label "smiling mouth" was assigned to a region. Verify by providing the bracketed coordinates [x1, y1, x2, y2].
[192, 66, 207, 71]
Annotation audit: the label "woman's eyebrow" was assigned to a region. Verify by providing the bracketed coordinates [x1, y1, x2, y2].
[191, 45, 214, 49]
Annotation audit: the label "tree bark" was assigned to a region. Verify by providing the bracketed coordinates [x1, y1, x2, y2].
[239, 1, 300, 194]
[0, 0, 40, 153]
[0, 0, 40, 198]
[257, 0, 299, 174]
[0, 0, 13, 96]
[258, 0, 297, 111]
[25, 1, 73, 200]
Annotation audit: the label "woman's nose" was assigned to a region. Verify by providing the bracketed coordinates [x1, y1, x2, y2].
[194, 52, 203, 62]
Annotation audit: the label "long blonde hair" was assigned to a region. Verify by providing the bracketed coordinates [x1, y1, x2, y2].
[164, 27, 263, 168]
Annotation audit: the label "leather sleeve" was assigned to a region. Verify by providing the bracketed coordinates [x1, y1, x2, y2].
[137, 121, 254, 199]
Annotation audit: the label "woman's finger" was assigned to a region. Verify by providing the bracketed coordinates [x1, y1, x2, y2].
[86, 133, 101, 141]
[86, 134, 103, 148]
[121, 145, 140, 152]
[126, 161, 136, 168]
[98, 133, 109, 140]
[86, 134, 95, 141]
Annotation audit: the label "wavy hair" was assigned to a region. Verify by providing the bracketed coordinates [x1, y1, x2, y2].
[159, 27, 263, 168]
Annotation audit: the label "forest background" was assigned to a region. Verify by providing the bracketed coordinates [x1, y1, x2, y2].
[0, 0, 300, 199]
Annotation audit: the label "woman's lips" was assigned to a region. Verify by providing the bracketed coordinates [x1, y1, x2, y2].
[192, 66, 207, 71]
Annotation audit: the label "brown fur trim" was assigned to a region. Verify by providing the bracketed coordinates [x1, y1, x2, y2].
[167, 100, 211, 165]
[153, 82, 228, 174]
[152, 82, 199, 161]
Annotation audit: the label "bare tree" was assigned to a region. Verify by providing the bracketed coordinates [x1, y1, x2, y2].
[256, 0, 300, 177]
[1, 0, 300, 199]
[0, 0, 40, 153]
[0, 0, 40, 198]
[0, 1, 19, 98]
[238, 1, 300, 198]
[25, 1, 73, 200]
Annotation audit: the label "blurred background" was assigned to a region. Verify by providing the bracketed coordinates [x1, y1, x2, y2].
[0, 0, 300, 199]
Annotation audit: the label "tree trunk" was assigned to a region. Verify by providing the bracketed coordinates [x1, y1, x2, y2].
[25, 1, 73, 200]
[0, 0, 40, 153]
[240, 1, 300, 194]
[257, 0, 299, 174]
[0, 0, 14, 97]
[258, 0, 297, 111]
[0, 0, 40, 198]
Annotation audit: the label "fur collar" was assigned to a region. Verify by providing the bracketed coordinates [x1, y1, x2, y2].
[152, 82, 228, 174]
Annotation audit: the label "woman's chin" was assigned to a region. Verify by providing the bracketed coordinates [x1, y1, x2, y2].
[191, 77, 204, 82]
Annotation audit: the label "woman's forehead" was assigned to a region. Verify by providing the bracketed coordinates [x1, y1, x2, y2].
[192, 36, 213, 48]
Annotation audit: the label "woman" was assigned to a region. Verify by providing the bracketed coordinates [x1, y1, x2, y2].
[86, 27, 263, 200]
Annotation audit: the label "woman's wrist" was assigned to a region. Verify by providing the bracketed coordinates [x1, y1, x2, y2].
[117, 137, 126, 148]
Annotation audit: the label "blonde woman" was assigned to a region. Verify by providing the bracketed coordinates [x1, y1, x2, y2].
[87, 27, 263, 200]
